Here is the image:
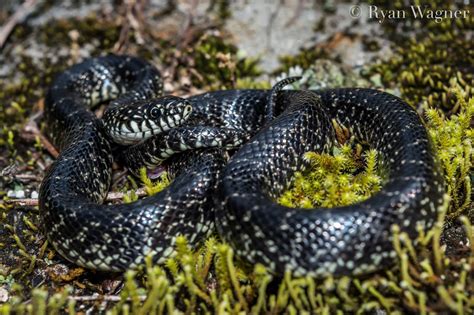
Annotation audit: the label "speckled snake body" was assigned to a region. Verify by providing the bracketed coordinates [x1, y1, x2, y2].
[39, 55, 444, 276]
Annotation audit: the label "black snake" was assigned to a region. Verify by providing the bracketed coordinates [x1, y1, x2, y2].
[39, 55, 445, 276]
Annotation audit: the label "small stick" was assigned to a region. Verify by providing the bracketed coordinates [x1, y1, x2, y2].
[113, 0, 147, 52]
[0, 0, 37, 49]
[14, 174, 39, 181]
[68, 294, 147, 302]
[23, 113, 59, 158]
[106, 187, 148, 200]
[4, 198, 38, 206]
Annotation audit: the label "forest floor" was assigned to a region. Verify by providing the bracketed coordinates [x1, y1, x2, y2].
[0, 0, 472, 313]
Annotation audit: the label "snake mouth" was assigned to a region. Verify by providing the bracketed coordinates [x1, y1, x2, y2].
[106, 99, 194, 145]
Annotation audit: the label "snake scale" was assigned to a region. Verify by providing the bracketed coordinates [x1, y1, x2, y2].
[39, 55, 445, 276]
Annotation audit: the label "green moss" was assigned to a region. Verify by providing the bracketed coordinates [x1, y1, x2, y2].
[425, 87, 473, 218]
[281, 86, 472, 218]
[0, 55, 65, 155]
[235, 78, 270, 90]
[207, 0, 232, 22]
[187, 33, 262, 90]
[275, 46, 331, 75]
[12, 13, 120, 51]
[279, 146, 383, 208]
[367, 1, 474, 110]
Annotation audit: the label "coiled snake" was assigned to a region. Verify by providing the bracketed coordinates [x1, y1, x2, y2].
[39, 55, 444, 276]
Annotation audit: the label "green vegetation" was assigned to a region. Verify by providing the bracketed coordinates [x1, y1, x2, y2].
[277, 46, 330, 75]
[279, 147, 383, 208]
[367, 1, 473, 110]
[1, 202, 473, 313]
[189, 33, 262, 89]
[425, 88, 473, 218]
[280, 86, 473, 218]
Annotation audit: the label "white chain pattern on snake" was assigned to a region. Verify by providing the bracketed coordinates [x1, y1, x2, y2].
[39, 55, 445, 276]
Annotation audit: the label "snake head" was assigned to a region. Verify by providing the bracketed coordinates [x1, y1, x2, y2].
[103, 95, 193, 145]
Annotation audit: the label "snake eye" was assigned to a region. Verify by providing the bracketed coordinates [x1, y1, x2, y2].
[150, 107, 160, 118]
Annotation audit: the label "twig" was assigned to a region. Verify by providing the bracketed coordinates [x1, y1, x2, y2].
[68, 294, 147, 302]
[113, 0, 148, 52]
[0, 0, 37, 49]
[5, 188, 149, 207]
[4, 198, 38, 207]
[177, 0, 198, 49]
[14, 174, 40, 181]
[106, 187, 148, 200]
[113, 1, 132, 53]
[23, 114, 59, 158]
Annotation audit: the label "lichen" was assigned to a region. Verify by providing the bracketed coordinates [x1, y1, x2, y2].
[273, 59, 372, 91]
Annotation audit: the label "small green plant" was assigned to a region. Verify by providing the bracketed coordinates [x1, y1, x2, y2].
[122, 168, 171, 203]
[139, 168, 171, 196]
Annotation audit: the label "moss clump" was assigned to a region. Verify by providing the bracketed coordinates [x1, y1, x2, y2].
[425, 87, 473, 218]
[122, 168, 171, 203]
[275, 46, 331, 75]
[280, 86, 473, 218]
[280, 146, 383, 208]
[0, 55, 67, 156]
[187, 33, 262, 90]
[367, 2, 474, 110]
[207, 0, 232, 22]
